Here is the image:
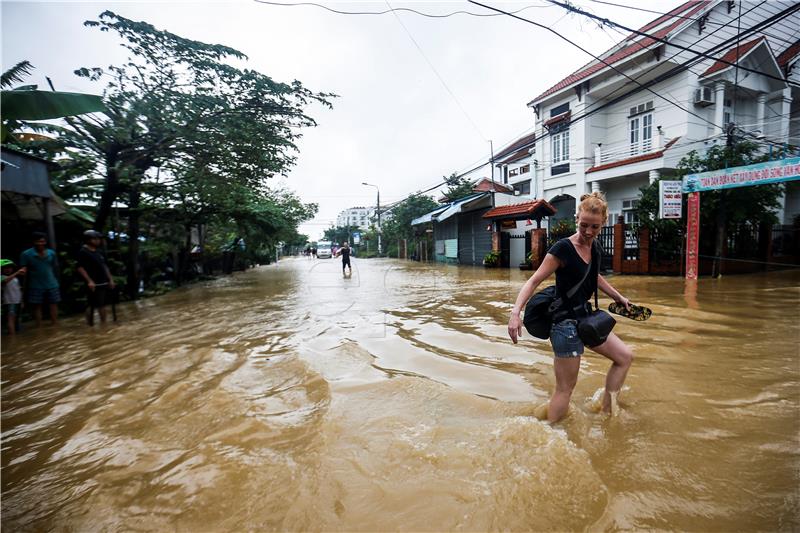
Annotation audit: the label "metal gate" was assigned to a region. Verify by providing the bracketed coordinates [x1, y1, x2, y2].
[598, 226, 614, 272]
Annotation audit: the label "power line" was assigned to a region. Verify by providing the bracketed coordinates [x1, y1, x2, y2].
[385, 0, 486, 142]
[252, 0, 550, 18]
[545, 0, 800, 88]
[574, 0, 769, 120]
[580, 0, 800, 46]
[468, 0, 727, 134]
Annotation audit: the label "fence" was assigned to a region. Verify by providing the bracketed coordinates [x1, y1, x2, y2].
[613, 221, 800, 276]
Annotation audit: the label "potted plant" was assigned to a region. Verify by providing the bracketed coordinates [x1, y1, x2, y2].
[519, 251, 534, 270]
[483, 251, 500, 268]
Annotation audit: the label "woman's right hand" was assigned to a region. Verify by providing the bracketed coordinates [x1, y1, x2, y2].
[508, 312, 522, 344]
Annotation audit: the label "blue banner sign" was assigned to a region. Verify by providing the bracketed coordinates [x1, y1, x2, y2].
[683, 157, 800, 193]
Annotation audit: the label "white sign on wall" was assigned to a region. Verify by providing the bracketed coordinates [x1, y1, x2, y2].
[659, 180, 683, 219]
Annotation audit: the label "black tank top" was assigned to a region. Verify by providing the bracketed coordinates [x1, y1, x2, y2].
[547, 238, 598, 306]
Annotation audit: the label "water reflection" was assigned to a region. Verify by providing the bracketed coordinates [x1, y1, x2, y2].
[2, 258, 799, 531]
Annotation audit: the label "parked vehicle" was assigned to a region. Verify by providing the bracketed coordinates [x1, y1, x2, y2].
[316, 241, 333, 259]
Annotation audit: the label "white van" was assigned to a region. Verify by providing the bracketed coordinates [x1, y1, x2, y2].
[316, 241, 333, 259]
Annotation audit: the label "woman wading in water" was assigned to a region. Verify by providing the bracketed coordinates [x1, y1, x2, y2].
[508, 192, 634, 423]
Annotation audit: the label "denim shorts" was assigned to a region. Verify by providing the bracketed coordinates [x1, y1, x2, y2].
[550, 319, 584, 358]
[27, 287, 61, 304]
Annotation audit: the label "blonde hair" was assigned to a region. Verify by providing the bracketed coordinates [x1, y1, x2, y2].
[578, 191, 608, 222]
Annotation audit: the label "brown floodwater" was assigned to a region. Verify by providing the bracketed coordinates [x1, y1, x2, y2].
[2, 257, 799, 531]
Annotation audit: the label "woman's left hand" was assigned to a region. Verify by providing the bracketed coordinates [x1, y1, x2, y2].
[615, 295, 631, 312]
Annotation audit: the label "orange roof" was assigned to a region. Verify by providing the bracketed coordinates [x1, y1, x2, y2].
[483, 199, 557, 219]
[701, 37, 765, 77]
[586, 137, 680, 174]
[777, 39, 800, 70]
[531, 0, 709, 103]
[494, 132, 536, 161]
[473, 178, 513, 193]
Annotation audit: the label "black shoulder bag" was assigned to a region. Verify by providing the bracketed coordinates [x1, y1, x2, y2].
[575, 242, 616, 347]
[521, 245, 595, 340]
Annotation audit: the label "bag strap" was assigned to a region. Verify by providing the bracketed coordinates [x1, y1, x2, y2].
[550, 240, 595, 313]
[593, 241, 600, 311]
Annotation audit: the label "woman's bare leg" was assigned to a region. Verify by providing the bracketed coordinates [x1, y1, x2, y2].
[549, 356, 581, 423]
[590, 332, 634, 412]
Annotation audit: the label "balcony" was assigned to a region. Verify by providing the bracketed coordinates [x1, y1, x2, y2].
[594, 131, 669, 168]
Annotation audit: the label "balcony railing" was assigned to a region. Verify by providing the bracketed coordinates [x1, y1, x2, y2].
[594, 132, 668, 167]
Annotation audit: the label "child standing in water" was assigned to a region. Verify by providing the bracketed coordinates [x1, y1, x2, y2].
[507, 192, 634, 423]
[1, 260, 25, 335]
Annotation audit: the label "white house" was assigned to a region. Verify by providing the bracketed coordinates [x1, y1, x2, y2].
[525, 0, 800, 227]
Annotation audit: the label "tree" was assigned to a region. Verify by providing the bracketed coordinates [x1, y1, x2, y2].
[441, 172, 474, 202]
[380, 193, 439, 257]
[635, 140, 783, 276]
[1, 61, 106, 142]
[31, 11, 332, 297]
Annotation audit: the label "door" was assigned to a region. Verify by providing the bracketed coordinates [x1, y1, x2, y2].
[500, 232, 511, 267]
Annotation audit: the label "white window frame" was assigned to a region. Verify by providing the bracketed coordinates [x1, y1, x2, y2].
[551, 130, 569, 164]
[629, 112, 653, 154]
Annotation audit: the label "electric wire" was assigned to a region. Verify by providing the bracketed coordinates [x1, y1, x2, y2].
[252, 0, 550, 18]
[581, 0, 800, 46]
[384, 0, 486, 141]
[469, 0, 730, 134]
[545, 0, 800, 88]
[572, 0, 768, 121]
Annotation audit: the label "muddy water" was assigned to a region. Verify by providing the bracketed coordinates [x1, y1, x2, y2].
[2, 257, 799, 531]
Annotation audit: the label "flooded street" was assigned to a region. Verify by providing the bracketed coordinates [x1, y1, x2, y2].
[2, 257, 799, 531]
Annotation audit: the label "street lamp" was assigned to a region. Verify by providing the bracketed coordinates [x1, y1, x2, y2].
[362, 182, 381, 255]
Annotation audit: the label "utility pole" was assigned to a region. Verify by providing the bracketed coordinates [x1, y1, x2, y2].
[363, 182, 381, 255]
[489, 139, 496, 208]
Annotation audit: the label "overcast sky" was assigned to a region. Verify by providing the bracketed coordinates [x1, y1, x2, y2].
[2, 0, 676, 239]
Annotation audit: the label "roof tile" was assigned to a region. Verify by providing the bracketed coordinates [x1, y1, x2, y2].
[483, 199, 557, 219]
[701, 37, 765, 77]
[531, 1, 709, 103]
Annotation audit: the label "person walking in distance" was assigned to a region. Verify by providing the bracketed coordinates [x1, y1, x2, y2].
[19, 232, 61, 327]
[77, 230, 116, 325]
[507, 193, 634, 423]
[336, 241, 352, 276]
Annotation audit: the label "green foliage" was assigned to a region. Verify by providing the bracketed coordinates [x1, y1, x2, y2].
[9, 12, 332, 298]
[548, 218, 576, 248]
[323, 225, 354, 245]
[1, 61, 105, 142]
[635, 141, 783, 230]
[442, 172, 474, 202]
[483, 250, 500, 267]
[380, 193, 438, 242]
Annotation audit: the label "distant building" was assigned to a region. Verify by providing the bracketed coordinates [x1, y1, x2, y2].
[336, 206, 373, 230]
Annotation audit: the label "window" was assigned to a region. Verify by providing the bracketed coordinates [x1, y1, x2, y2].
[519, 164, 530, 174]
[723, 99, 732, 126]
[622, 199, 639, 224]
[628, 100, 654, 117]
[629, 112, 653, 154]
[552, 129, 569, 164]
[551, 102, 570, 117]
[509, 168, 519, 177]
[513, 180, 531, 195]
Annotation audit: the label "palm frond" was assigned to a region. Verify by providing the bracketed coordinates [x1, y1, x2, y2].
[1, 61, 34, 89]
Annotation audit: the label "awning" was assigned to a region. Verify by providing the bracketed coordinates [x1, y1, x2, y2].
[411, 204, 449, 226]
[434, 192, 488, 223]
[482, 198, 556, 221]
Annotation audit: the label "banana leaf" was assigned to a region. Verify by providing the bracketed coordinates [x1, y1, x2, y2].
[1, 89, 105, 121]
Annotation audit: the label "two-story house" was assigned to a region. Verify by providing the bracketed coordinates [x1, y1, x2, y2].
[525, 0, 799, 227]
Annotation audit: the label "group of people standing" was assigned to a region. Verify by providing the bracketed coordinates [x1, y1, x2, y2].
[1, 230, 116, 334]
